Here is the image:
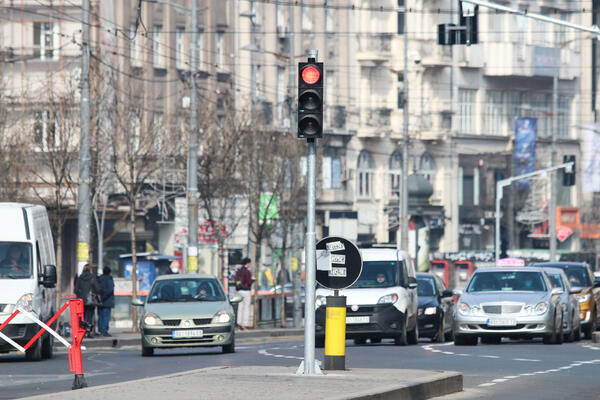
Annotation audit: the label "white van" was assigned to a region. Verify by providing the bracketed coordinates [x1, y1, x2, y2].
[315, 248, 419, 346]
[0, 203, 57, 361]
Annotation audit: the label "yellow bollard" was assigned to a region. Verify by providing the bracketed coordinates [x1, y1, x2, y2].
[324, 295, 346, 370]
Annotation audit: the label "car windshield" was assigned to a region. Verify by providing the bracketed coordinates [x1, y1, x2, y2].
[417, 277, 437, 297]
[546, 273, 566, 291]
[147, 278, 226, 303]
[562, 267, 591, 287]
[467, 271, 547, 292]
[0, 242, 33, 279]
[352, 261, 402, 288]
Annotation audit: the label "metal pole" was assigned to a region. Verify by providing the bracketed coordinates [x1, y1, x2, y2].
[495, 181, 502, 262]
[549, 70, 558, 261]
[399, 14, 409, 251]
[187, 0, 199, 273]
[77, 0, 91, 273]
[303, 49, 318, 375]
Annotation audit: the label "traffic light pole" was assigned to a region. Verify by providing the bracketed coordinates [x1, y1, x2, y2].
[187, 0, 199, 273]
[549, 70, 558, 262]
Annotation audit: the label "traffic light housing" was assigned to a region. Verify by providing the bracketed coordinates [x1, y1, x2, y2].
[298, 61, 323, 139]
[563, 155, 576, 186]
[459, 2, 478, 45]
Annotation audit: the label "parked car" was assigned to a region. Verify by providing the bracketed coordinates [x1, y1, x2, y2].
[416, 273, 455, 342]
[315, 248, 419, 346]
[533, 262, 600, 339]
[539, 267, 582, 342]
[132, 274, 242, 356]
[453, 267, 564, 345]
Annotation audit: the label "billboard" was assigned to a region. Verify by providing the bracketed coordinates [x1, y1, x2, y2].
[513, 118, 537, 191]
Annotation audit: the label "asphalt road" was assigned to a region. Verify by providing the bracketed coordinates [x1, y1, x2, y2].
[2, 335, 600, 399]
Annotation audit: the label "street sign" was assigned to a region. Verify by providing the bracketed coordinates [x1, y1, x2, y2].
[315, 237, 362, 290]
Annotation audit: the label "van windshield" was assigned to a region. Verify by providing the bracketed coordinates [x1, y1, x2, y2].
[0, 242, 33, 279]
[353, 261, 403, 289]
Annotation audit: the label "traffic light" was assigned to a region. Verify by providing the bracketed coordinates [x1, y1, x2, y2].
[298, 61, 323, 139]
[563, 155, 576, 186]
[459, 2, 478, 45]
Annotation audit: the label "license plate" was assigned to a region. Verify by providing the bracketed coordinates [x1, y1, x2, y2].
[172, 329, 204, 338]
[486, 319, 516, 327]
[346, 316, 369, 324]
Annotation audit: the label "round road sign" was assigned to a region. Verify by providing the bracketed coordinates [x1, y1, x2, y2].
[315, 236, 362, 290]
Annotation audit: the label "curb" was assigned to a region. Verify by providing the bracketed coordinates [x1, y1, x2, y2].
[592, 332, 600, 343]
[54, 328, 304, 349]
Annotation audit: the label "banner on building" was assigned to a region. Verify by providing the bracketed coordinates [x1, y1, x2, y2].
[583, 123, 600, 193]
[513, 118, 538, 191]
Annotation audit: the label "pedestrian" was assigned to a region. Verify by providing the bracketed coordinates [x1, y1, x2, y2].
[97, 266, 115, 337]
[74, 263, 101, 338]
[234, 257, 255, 330]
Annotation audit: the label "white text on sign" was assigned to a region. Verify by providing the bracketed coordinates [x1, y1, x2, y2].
[330, 254, 346, 264]
[326, 241, 345, 252]
[329, 267, 347, 277]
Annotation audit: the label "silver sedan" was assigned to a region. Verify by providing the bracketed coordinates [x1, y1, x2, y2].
[453, 267, 563, 345]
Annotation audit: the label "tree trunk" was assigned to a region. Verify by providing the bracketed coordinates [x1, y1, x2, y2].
[55, 221, 63, 312]
[130, 200, 139, 333]
[252, 240, 261, 328]
[280, 228, 288, 328]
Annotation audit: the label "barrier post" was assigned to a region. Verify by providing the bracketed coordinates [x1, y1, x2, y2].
[324, 292, 346, 370]
[68, 299, 88, 389]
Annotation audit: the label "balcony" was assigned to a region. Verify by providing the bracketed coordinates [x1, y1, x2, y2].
[357, 34, 393, 63]
[358, 107, 393, 137]
[325, 105, 346, 131]
[420, 42, 452, 68]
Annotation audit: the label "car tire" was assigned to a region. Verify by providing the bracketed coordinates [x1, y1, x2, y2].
[454, 334, 477, 346]
[444, 325, 455, 342]
[433, 316, 445, 343]
[574, 323, 582, 342]
[481, 335, 501, 345]
[25, 338, 42, 362]
[141, 345, 154, 357]
[556, 315, 564, 344]
[394, 317, 408, 346]
[222, 337, 235, 354]
[370, 338, 381, 344]
[354, 338, 366, 345]
[407, 318, 419, 345]
[544, 312, 560, 345]
[584, 311, 597, 339]
[316, 336, 325, 348]
[41, 333, 54, 359]
[566, 314, 576, 343]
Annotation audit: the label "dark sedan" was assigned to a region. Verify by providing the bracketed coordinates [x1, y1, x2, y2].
[417, 273, 455, 342]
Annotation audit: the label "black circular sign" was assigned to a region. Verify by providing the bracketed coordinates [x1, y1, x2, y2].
[315, 236, 362, 290]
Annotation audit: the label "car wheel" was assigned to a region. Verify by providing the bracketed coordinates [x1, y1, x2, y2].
[543, 312, 559, 345]
[574, 322, 582, 342]
[370, 338, 381, 344]
[481, 335, 501, 344]
[556, 315, 564, 344]
[141, 345, 154, 357]
[585, 311, 597, 339]
[25, 337, 42, 361]
[433, 316, 445, 343]
[315, 336, 325, 348]
[394, 317, 408, 346]
[41, 333, 54, 359]
[354, 338, 366, 345]
[222, 336, 235, 354]
[454, 334, 477, 346]
[444, 326, 455, 342]
[566, 314, 576, 343]
[407, 318, 419, 345]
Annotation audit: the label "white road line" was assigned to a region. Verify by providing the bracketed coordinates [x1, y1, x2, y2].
[442, 351, 454, 355]
[512, 358, 540, 362]
[478, 383, 496, 387]
[455, 353, 470, 356]
[480, 355, 500, 359]
[504, 376, 518, 379]
[492, 379, 508, 383]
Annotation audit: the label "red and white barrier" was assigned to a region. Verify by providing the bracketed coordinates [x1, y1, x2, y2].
[0, 299, 88, 390]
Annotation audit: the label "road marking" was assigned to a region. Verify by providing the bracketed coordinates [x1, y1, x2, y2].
[258, 348, 303, 361]
[480, 355, 500, 359]
[504, 376, 518, 379]
[492, 379, 508, 383]
[442, 351, 454, 355]
[478, 383, 496, 387]
[512, 358, 540, 362]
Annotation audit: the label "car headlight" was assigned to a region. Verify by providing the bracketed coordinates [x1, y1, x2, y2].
[377, 294, 399, 304]
[211, 310, 232, 324]
[143, 313, 163, 326]
[458, 302, 470, 315]
[15, 293, 34, 313]
[534, 302, 549, 315]
[424, 307, 437, 315]
[315, 295, 326, 308]
[578, 293, 591, 303]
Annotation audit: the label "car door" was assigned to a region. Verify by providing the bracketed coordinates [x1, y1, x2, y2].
[435, 276, 453, 328]
[587, 266, 600, 321]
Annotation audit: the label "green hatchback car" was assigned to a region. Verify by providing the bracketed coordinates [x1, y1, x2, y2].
[132, 274, 242, 356]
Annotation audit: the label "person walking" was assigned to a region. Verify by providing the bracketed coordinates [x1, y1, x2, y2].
[97, 266, 115, 337]
[235, 257, 255, 330]
[74, 264, 101, 337]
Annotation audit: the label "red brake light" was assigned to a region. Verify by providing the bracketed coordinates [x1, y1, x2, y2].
[301, 66, 320, 85]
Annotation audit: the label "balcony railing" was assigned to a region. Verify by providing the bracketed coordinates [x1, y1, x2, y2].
[362, 107, 392, 128]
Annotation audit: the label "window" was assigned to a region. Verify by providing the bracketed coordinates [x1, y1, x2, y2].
[484, 90, 504, 135]
[176, 27, 185, 69]
[153, 25, 163, 68]
[389, 151, 402, 198]
[276, 4, 285, 32]
[397, 74, 405, 109]
[302, 3, 312, 31]
[33, 110, 58, 151]
[153, 112, 163, 153]
[216, 31, 224, 67]
[130, 24, 141, 67]
[325, 1, 334, 33]
[252, 64, 260, 99]
[276, 66, 286, 122]
[419, 153, 436, 183]
[130, 113, 140, 152]
[357, 151, 374, 198]
[33, 22, 57, 61]
[326, 69, 334, 123]
[397, 0, 405, 34]
[458, 89, 477, 134]
[558, 96, 570, 138]
[322, 156, 342, 189]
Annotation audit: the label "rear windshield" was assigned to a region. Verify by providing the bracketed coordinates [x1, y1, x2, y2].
[467, 271, 547, 292]
[417, 276, 437, 297]
[148, 278, 225, 303]
[0, 242, 33, 279]
[561, 267, 592, 287]
[353, 261, 403, 288]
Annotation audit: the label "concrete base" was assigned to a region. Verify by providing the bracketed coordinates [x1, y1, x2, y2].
[592, 331, 600, 343]
[21, 366, 462, 400]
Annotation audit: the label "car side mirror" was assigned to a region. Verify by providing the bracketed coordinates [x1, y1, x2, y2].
[407, 276, 418, 289]
[453, 289, 463, 297]
[41, 265, 57, 288]
[594, 279, 600, 288]
[551, 287, 564, 296]
[229, 295, 243, 304]
[441, 289, 454, 298]
[569, 286, 583, 294]
[131, 298, 144, 307]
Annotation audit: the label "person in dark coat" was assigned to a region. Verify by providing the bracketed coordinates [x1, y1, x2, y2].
[74, 263, 100, 337]
[97, 266, 115, 337]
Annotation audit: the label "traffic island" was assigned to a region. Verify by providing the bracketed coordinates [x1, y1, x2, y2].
[21, 366, 462, 400]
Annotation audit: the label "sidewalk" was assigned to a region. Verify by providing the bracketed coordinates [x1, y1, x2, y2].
[55, 327, 304, 349]
[23, 366, 463, 400]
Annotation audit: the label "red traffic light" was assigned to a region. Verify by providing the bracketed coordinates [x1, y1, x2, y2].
[301, 65, 320, 85]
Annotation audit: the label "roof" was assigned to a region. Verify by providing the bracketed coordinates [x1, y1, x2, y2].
[416, 272, 436, 278]
[0, 203, 45, 209]
[155, 273, 217, 281]
[532, 262, 588, 269]
[475, 266, 545, 273]
[360, 248, 410, 262]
